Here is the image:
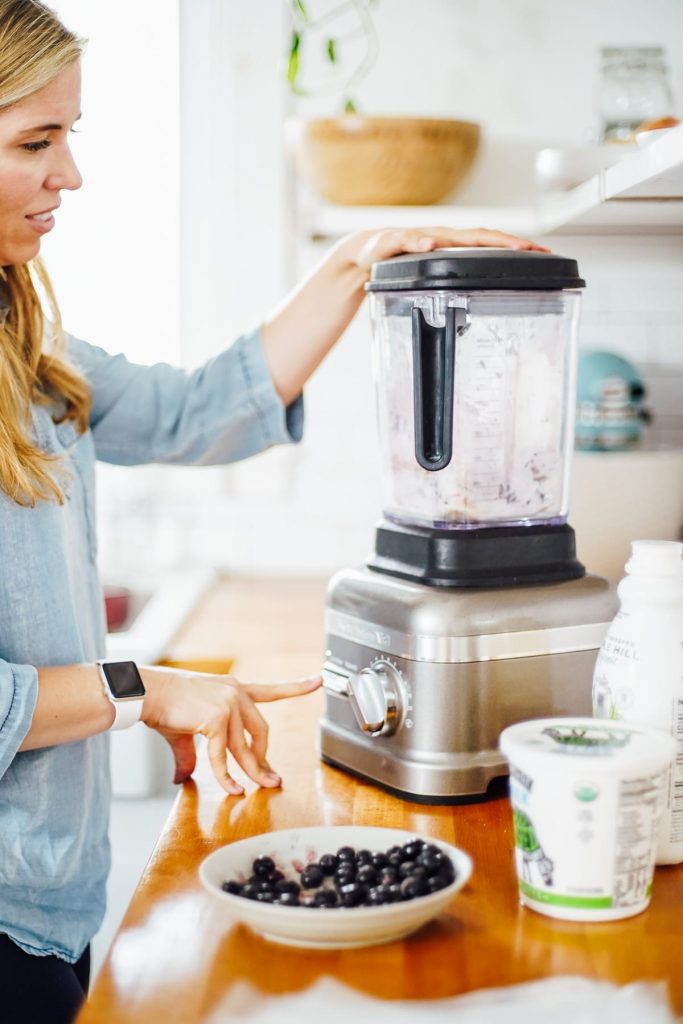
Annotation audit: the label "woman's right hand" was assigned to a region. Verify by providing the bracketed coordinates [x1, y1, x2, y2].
[139, 667, 321, 795]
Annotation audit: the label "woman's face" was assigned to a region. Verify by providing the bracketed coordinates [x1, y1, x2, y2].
[0, 60, 82, 266]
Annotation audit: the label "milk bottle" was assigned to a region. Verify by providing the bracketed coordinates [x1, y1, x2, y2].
[592, 539, 683, 864]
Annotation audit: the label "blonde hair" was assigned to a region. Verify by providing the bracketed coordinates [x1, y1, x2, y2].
[0, 0, 90, 506]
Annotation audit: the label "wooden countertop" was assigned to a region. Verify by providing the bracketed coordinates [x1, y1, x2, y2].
[79, 577, 683, 1022]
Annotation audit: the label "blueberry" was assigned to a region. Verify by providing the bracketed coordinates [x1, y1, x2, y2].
[400, 875, 430, 900]
[364, 886, 388, 906]
[241, 882, 260, 900]
[427, 873, 450, 893]
[301, 864, 325, 889]
[355, 848, 373, 866]
[275, 878, 300, 895]
[384, 883, 403, 903]
[401, 840, 425, 861]
[277, 891, 300, 906]
[371, 852, 389, 870]
[386, 846, 404, 867]
[379, 867, 398, 886]
[252, 856, 275, 877]
[221, 879, 242, 895]
[416, 849, 446, 876]
[337, 846, 356, 862]
[318, 853, 339, 876]
[256, 890, 276, 902]
[338, 881, 364, 907]
[356, 864, 377, 887]
[398, 860, 416, 880]
[313, 888, 338, 908]
[334, 864, 356, 887]
[440, 862, 456, 885]
[268, 869, 285, 884]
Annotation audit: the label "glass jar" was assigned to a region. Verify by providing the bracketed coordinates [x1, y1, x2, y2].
[598, 46, 674, 143]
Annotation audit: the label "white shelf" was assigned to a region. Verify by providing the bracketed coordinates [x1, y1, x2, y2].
[303, 125, 683, 239]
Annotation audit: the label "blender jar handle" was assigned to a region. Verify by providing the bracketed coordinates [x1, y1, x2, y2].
[412, 305, 460, 471]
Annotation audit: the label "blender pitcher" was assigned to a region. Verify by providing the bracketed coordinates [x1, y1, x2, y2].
[366, 249, 586, 585]
[368, 249, 583, 529]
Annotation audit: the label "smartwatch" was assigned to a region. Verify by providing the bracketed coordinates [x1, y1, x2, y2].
[96, 660, 146, 731]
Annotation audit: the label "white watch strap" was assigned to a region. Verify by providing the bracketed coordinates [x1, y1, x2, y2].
[97, 661, 144, 731]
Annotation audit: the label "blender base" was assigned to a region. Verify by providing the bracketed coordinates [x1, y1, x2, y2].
[320, 724, 511, 804]
[368, 519, 585, 587]
[320, 566, 619, 803]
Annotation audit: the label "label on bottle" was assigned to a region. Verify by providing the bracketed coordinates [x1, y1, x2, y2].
[593, 603, 683, 859]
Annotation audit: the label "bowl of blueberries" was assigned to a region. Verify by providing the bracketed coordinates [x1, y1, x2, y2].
[199, 825, 472, 948]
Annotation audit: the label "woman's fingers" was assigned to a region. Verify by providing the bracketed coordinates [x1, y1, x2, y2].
[237, 696, 275, 775]
[226, 705, 281, 788]
[242, 674, 322, 704]
[206, 727, 244, 796]
[160, 730, 197, 784]
[354, 226, 549, 271]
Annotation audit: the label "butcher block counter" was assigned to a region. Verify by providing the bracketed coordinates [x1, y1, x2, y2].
[79, 577, 683, 1022]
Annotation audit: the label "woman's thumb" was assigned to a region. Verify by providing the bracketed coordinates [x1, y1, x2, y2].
[161, 731, 197, 784]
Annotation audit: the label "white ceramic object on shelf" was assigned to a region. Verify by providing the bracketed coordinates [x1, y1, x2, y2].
[199, 825, 472, 949]
[535, 144, 636, 192]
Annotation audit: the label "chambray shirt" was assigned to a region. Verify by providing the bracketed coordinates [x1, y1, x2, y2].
[0, 326, 303, 962]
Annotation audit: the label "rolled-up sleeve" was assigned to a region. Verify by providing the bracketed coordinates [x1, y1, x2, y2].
[67, 327, 304, 467]
[0, 660, 38, 781]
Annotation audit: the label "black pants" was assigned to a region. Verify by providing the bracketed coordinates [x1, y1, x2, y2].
[0, 933, 90, 1024]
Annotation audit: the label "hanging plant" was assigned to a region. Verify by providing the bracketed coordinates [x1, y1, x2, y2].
[286, 0, 379, 114]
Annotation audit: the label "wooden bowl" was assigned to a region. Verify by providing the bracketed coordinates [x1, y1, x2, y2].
[287, 116, 481, 205]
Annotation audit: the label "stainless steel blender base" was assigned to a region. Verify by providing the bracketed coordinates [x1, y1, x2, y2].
[319, 567, 619, 803]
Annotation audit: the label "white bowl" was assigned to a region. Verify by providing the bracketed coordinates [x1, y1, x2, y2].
[535, 144, 636, 192]
[199, 825, 472, 949]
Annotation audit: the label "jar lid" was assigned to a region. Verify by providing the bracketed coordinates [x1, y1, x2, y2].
[366, 248, 585, 292]
[626, 539, 683, 577]
[500, 716, 675, 776]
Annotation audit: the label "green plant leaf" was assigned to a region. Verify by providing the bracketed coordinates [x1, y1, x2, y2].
[293, 0, 309, 21]
[326, 38, 336, 63]
[343, 97, 357, 114]
[287, 30, 301, 86]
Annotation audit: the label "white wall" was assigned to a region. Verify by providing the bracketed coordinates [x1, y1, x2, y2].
[43, 0, 181, 365]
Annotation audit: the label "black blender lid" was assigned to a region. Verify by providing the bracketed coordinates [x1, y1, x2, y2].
[366, 248, 585, 291]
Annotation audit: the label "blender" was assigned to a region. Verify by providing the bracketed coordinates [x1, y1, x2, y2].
[319, 249, 619, 803]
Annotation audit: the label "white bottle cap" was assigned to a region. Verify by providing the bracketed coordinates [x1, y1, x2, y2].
[625, 539, 683, 577]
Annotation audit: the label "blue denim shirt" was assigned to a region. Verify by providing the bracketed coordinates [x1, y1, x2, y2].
[0, 327, 303, 962]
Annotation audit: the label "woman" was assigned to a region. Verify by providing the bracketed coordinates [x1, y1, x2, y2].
[0, 1, 547, 1020]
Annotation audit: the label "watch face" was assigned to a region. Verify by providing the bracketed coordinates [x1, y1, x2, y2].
[102, 661, 146, 699]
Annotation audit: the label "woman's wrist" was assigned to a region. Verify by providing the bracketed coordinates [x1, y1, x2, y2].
[138, 665, 173, 727]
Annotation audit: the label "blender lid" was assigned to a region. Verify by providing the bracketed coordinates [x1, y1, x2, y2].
[366, 248, 585, 291]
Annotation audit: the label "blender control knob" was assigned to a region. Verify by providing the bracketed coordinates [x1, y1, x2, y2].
[347, 660, 403, 737]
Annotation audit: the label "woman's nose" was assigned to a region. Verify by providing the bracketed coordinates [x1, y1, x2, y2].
[45, 143, 83, 192]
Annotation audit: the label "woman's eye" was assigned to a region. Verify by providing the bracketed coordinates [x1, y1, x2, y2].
[22, 139, 51, 152]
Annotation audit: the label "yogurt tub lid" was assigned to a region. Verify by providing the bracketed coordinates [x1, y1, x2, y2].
[500, 717, 675, 775]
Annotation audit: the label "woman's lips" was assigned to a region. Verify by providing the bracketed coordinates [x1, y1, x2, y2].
[26, 211, 55, 234]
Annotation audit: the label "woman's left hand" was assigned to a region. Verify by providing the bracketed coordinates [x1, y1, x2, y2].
[338, 225, 550, 275]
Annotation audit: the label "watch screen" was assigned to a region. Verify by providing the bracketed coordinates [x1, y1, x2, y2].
[102, 661, 146, 699]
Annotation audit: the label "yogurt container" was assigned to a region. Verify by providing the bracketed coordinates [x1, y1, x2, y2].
[499, 717, 675, 921]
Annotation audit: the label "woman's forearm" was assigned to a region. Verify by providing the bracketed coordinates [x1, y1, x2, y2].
[19, 664, 115, 750]
[261, 236, 370, 408]
[260, 226, 550, 407]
